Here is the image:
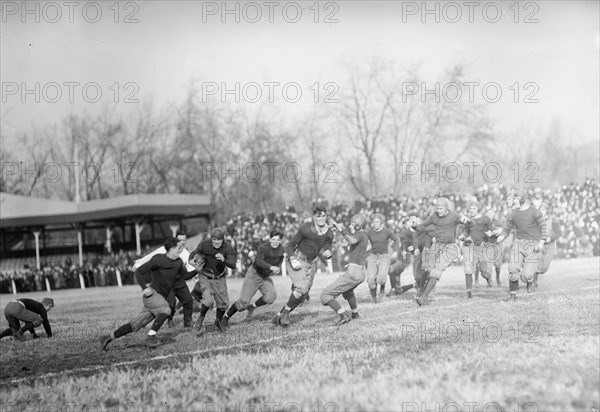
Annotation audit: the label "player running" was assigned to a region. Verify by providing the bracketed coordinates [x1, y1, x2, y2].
[99, 237, 200, 350]
[221, 230, 285, 328]
[320, 214, 369, 324]
[459, 201, 496, 298]
[494, 190, 548, 301]
[366, 213, 400, 303]
[273, 205, 334, 327]
[412, 197, 468, 306]
[133, 231, 196, 328]
[533, 202, 561, 291]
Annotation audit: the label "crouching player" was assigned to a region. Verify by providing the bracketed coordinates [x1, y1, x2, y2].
[0, 298, 54, 340]
[221, 230, 285, 328]
[320, 214, 369, 324]
[494, 190, 547, 301]
[99, 238, 200, 350]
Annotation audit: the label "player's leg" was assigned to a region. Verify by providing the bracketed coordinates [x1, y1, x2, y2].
[100, 303, 154, 350]
[377, 256, 391, 300]
[417, 244, 454, 306]
[225, 267, 261, 325]
[366, 254, 379, 302]
[166, 290, 177, 327]
[320, 271, 353, 324]
[212, 277, 229, 332]
[343, 265, 366, 318]
[463, 244, 475, 298]
[387, 261, 402, 296]
[522, 241, 542, 293]
[195, 277, 215, 331]
[508, 241, 525, 301]
[173, 281, 194, 327]
[144, 292, 172, 347]
[247, 276, 276, 320]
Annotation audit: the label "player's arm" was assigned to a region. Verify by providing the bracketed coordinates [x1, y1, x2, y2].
[136, 256, 158, 288]
[414, 215, 434, 232]
[535, 211, 548, 249]
[319, 231, 334, 259]
[222, 244, 237, 269]
[388, 230, 400, 251]
[133, 247, 164, 270]
[495, 213, 515, 241]
[179, 262, 199, 281]
[254, 244, 274, 271]
[40, 307, 52, 338]
[285, 227, 303, 257]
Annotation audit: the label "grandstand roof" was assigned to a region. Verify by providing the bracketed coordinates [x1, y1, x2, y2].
[0, 193, 213, 228]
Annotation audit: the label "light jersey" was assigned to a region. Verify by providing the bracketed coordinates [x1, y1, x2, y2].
[346, 231, 369, 266]
[133, 246, 194, 271]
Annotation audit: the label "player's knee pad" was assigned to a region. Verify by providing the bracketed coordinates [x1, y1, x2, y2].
[508, 270, 520, 282]
[429, 270, 442, 281]
[320, 291, 333, 306]
[263, 291, 276, 304]
[294, 286, 308, 296]
[235, 300, 249, 311]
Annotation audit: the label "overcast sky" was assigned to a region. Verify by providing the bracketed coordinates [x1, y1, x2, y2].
[1, 0, 598, 145]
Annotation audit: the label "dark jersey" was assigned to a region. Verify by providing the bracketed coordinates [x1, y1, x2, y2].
[347, 231, 369, 266]
[285, 222, 334, 261]
[413, 225, 435, 250]
[417, 211, 462, 244]
[253, 242, 285, 277]
[398, 228, 414, 252]
[17, 298, 52, 337]
[195, 238, 237, 276]
[137, 254, 197, 298]
[503, 207, 548, 241]
[366, 227, 399, 254]
[464, 215, 495, 245]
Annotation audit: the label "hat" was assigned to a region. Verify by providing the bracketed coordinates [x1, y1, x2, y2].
[210, 228, 225, 240]
[41, 298, 54, 308]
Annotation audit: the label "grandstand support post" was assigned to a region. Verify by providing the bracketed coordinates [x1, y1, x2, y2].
[11, 278, 17, 295]
[326, 258, 333, 274]
[169, 223, 180, 237]
[45, 276, 51, 292]
[77, 229, 84, 267]
[33, 231, 41, 270]
[135, 222, 145, 255]
[79, 272, 86, 290]
[105, 226, 113, 253]
[116, 268, 123, 287]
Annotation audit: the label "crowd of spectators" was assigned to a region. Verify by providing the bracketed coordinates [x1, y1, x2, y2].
[2, 178, 598, 292]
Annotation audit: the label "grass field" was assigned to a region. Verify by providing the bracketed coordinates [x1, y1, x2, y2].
[0, 257, 598, 412]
